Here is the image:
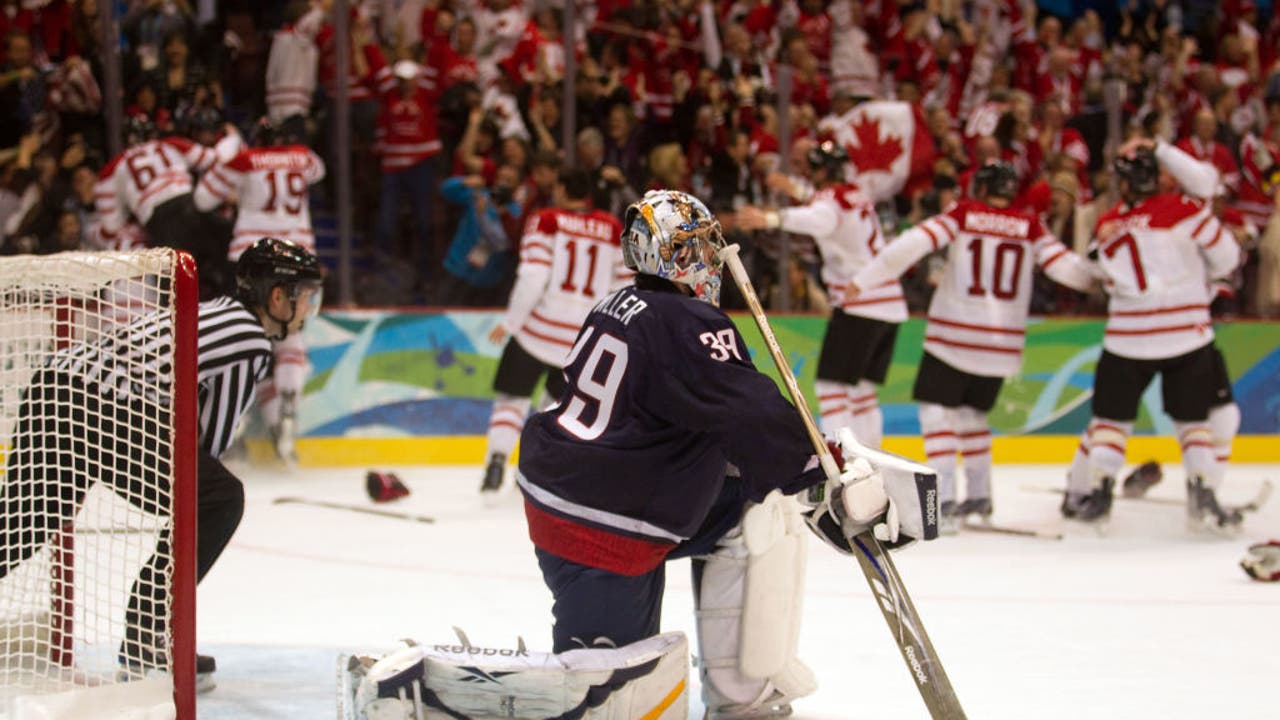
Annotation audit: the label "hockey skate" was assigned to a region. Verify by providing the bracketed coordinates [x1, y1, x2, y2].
[118, 649, 218, 693]
[938, 501, 960, 535]
[480, 452, 506, 494]
[1061, 477, 1114, 524]
[1186, 476, 1243, 534]
[954, 497, 992, 519]
[706, 699, 794, 720]
[1121, 461, 1163, 498]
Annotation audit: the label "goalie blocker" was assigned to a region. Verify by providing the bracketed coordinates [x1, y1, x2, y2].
[804, 429, 940, 554]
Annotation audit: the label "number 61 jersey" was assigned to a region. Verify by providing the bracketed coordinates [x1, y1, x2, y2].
[516, 284, 821, 576]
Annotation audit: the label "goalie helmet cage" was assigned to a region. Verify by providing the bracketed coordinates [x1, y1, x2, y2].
[0, 249, 197, 719]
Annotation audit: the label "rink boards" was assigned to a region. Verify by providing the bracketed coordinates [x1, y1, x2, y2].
[248, 309, 1280, 465]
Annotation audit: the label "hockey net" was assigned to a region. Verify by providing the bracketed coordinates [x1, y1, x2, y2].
[0, 249, 197, 719]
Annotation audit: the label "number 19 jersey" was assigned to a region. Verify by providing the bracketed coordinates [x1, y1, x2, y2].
[192, 145, 326, 260]
[517, 285, 821, 575]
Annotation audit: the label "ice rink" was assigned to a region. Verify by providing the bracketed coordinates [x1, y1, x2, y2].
[196, 460, 1280, 720]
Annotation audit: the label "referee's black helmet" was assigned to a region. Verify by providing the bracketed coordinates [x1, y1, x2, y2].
[235, 237, 323, 310]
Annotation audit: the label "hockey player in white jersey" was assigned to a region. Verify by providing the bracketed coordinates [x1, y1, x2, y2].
[734, 141, 906, 448]
[850, 161, 1097, 531]
[193, 117, 327, 464]
[479, 168, 631, 494]
[95, 114, 241, 297]
[1062, 142, 1242, 529]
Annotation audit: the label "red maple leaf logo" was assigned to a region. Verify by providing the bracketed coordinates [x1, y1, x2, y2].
[845, 115, 904, 173]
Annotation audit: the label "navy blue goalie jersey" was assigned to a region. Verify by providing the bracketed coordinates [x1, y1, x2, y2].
[517, 284, 822, 576]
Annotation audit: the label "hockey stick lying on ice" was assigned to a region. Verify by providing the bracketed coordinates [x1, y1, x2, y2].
[272, 497, 436, 524]
[960, 520, 1064, 541]
[717, 243, 967, 720]
[1025, 480, 1273, 512]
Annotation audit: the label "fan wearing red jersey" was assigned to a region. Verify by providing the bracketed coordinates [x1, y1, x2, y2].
[735, 141, 906, 448]
[850, 161, 1097, 531]
[95, 115, 242, 297]
[1062, 143, 1242, 530]
[193, 118, 327, 464]
[480, 169, 630, 495]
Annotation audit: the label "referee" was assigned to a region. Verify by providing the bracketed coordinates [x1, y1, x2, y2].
[0, 237, 322, 689]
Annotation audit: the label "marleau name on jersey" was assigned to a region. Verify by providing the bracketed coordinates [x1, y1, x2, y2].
[596, 290, 648, 326]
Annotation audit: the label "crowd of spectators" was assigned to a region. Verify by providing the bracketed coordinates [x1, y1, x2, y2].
[2, 0, 1280, 316]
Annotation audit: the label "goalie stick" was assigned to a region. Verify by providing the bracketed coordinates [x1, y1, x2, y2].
[272, 497, 437, 524]
[718, 243, 967, 720]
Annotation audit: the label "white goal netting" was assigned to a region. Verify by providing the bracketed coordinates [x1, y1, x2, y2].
[0, 249, 196, 718]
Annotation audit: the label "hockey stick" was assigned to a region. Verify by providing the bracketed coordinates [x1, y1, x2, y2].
[1025, 480, 1273, 512]
[961, 520, 1064, 541]
[717, 243, 967, 720]
[272, 497, 437, 524]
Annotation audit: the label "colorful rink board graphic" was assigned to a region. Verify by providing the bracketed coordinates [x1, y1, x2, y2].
[281, 310, 1280, 464]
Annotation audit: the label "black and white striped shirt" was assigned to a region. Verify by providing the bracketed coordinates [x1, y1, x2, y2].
[51, 296, 272, 458]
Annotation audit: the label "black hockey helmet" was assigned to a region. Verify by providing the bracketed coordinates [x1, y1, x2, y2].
[1113, 147, 1159, 200]
[236, 237, 324, 338]
[187, 106, 223, 138]
[251, 116, 279, 147]
[973, 160, 1018, 201]
[807, 140, 849, 178]
[124, 114, 158, 146]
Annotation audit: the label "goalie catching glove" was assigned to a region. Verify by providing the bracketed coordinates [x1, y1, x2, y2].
[803, 428, 940, 553]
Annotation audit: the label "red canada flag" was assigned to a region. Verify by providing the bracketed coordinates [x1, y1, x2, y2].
[819, 101, 936, 202]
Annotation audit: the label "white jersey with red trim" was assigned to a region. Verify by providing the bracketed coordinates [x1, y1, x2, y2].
[1093, 193, 1240, 360]
[776, 183, 907, 323]
[854, 198, 1096, 377]
[192, 145, 326, 259]
[95, 137, 221, 238]
[503, 206, 631, 367]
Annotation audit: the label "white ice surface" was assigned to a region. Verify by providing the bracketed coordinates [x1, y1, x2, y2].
[195, 462, 1280, 719]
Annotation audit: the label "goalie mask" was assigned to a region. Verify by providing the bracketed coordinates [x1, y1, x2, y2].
[622, 190, 727, 306]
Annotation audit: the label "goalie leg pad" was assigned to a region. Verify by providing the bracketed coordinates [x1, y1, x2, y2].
[695, 492, 816, 715]
[351, 632, 689, 720]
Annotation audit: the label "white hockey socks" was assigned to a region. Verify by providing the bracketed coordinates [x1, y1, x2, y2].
[1175, 421, 1215, 485]
[1086, 419, 1132, 483]
[954, 406, 992, 501]
[1066, 432, 1092, 497]
[486, 393, 532, 459]
[1208, 402, 1240, 487]
[919, 402, 957, 504]
[815, 379, 855, 439]
[847, 380, 883, 449]
[258, 334, 309, 427]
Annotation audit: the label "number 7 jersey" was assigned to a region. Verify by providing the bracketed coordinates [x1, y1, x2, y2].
[853, 199, 1097, 378]
[1092, 193, 1239, 360]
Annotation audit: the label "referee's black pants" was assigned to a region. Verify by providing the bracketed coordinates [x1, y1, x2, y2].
[0, 370, 244, 666]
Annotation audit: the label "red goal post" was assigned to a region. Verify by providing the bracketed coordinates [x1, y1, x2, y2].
[0, 248, 197, 719]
